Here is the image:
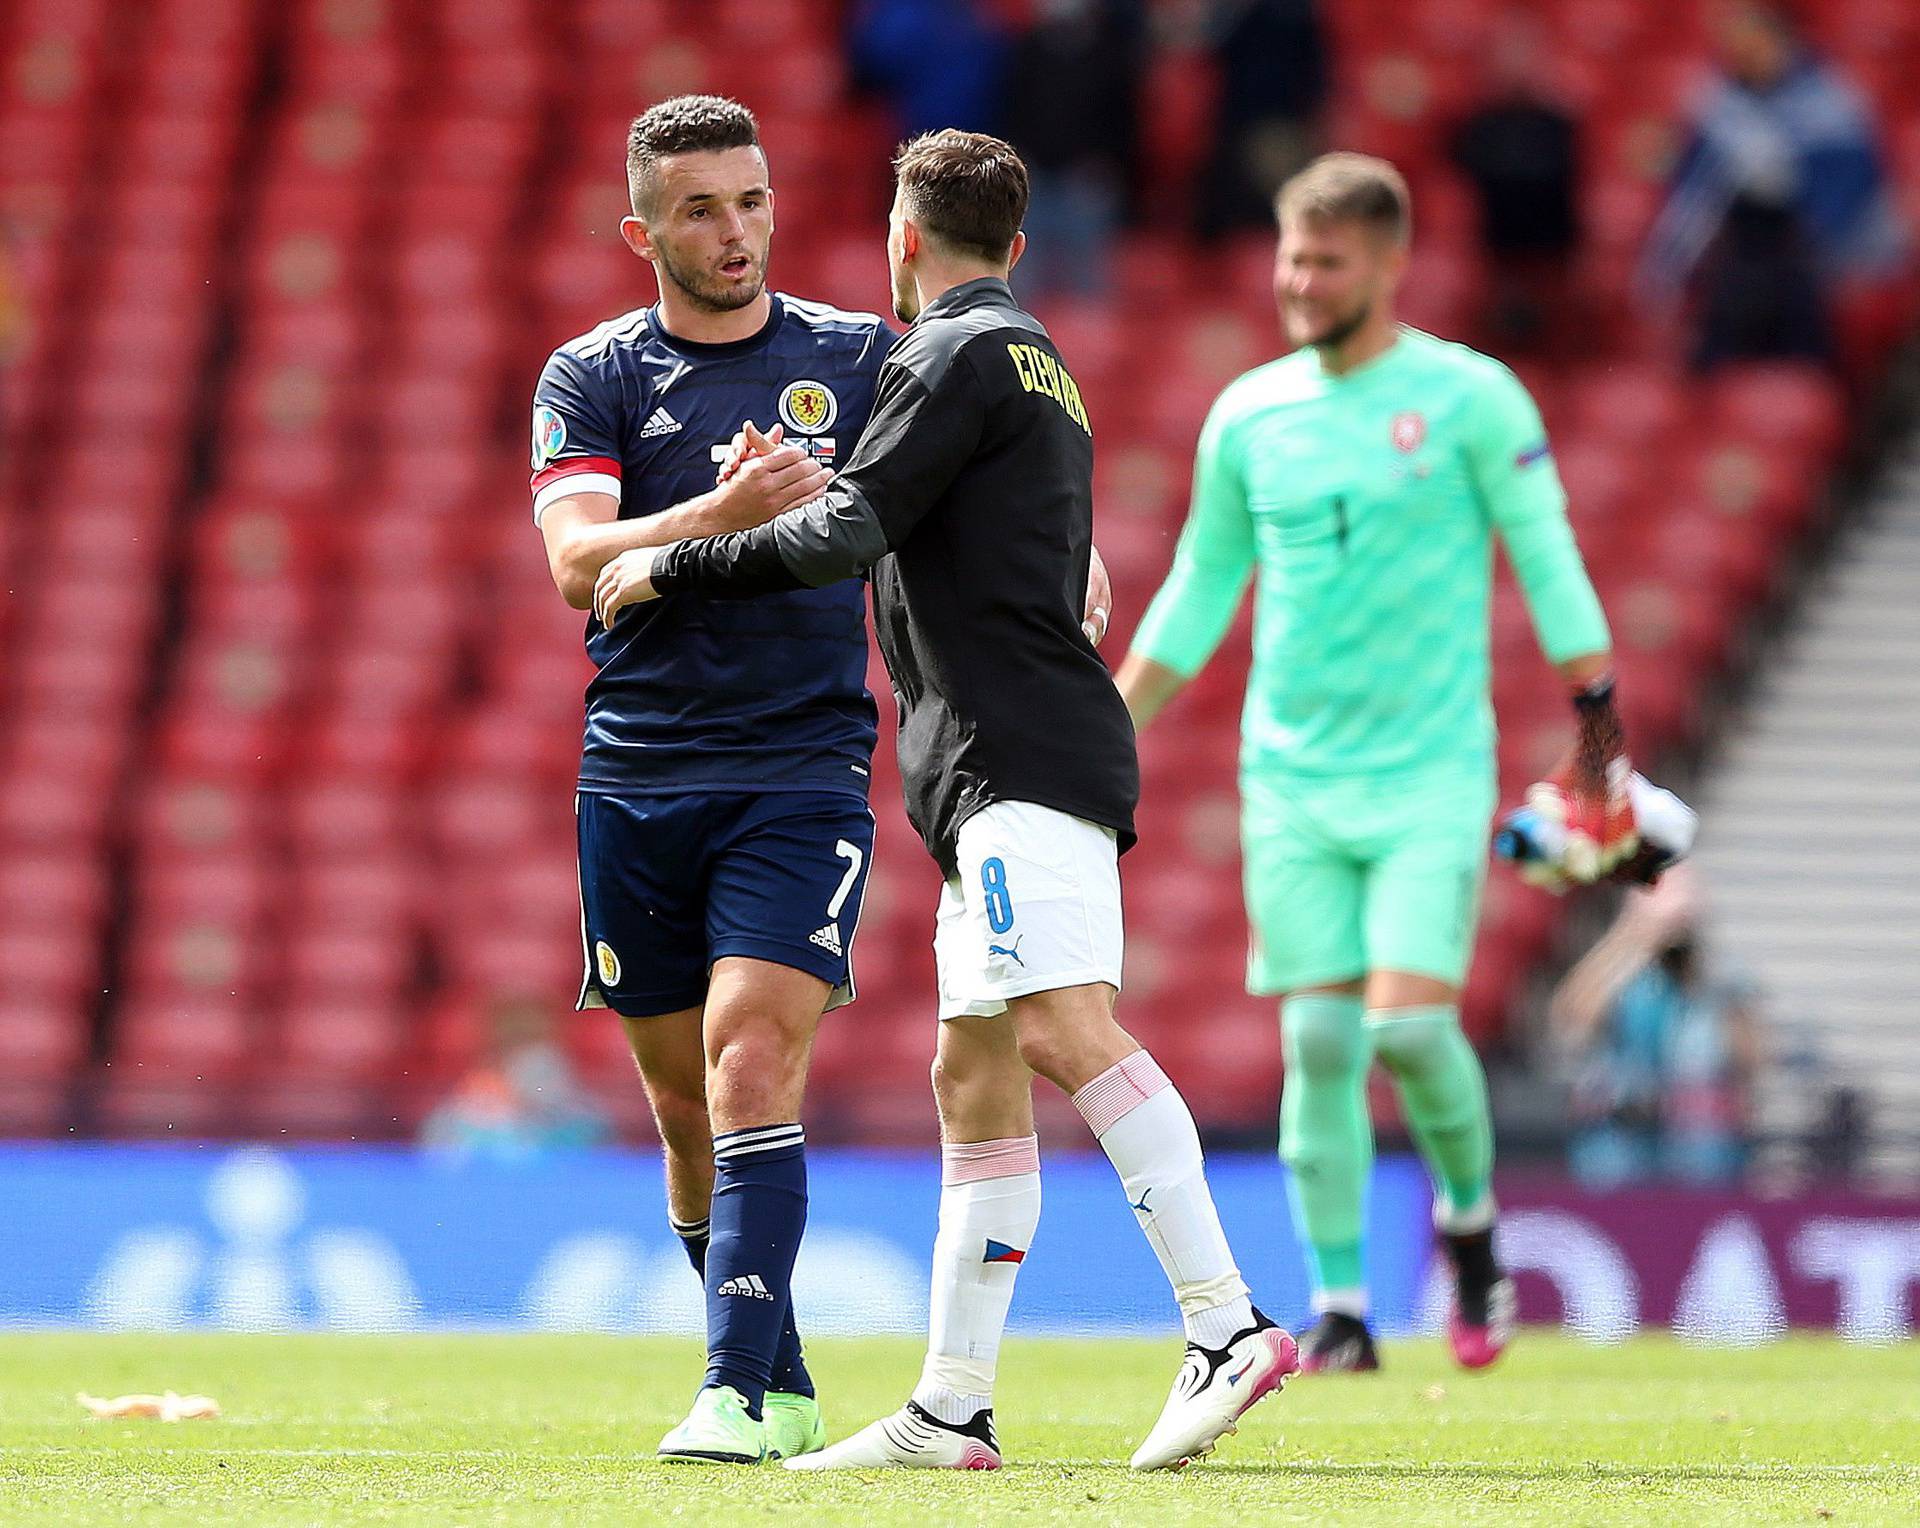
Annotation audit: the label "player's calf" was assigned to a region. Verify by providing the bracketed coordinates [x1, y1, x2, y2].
[1063, 1041, 1297, 1467]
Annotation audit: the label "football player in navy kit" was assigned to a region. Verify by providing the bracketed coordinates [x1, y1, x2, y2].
[596, 129, 1294, 1476]
[529, 96, 890, 1465]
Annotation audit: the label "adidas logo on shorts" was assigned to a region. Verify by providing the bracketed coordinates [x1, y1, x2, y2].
[716, 1274, 774, 1300]
[809, 922, 843, 956]
[639, 406, 681, 438]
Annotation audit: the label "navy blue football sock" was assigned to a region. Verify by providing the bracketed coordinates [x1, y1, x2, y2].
[671, 1213, 710, 1276]
[676, 1210, 812, 1398]
[703, 1124, 808, 1417]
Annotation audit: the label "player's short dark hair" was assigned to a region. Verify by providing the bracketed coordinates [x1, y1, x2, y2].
[1276, 152, 1412, 246]
[892, 129, 1029, 264]
[626, 95, 762, 217]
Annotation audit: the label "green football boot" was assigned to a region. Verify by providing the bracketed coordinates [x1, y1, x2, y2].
[762, 1391, 826, 1461]
[656, 1385, 766, 1465]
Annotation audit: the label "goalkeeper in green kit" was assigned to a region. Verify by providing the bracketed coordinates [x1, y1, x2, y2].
[1117, 153, 1637, 1373]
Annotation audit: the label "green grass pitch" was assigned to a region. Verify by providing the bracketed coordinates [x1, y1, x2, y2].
[1, 1332, 1915, 1526]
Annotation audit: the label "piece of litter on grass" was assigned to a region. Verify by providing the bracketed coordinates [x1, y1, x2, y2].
[1423, 1384, 1448, 1402]
[79, 1391, 221, 1422]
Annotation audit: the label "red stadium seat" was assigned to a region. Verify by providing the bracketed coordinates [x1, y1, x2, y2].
[271, 998, 408, 1079]
[0, 772, 110, 851]
[238, 1073, 386, 1141]
[129, 778, 264, 863]
[92, 1075, 243, 1139]
[1705, 364, 1847, 462]
[0, 927, 97, 1005]
[287, 856, 422, 934]
[122, 917, 263, 1002]
[1564, 362, 1687, 451]
[286, 781, 409, 858]
[0, 998, 91, 1080]
[281, 928, 416, 1001]
[293, 708, 424, 787]
[0, 851, 110, 931]
[1, 0, 1887, 1145]
[112, 990, 255, 1075]
[13, 640, 148, 709]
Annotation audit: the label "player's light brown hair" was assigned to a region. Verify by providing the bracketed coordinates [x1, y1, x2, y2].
[1276, 152, 1412, 246]
[626, 95, 762, 218]
[893, 129, 1030, 264]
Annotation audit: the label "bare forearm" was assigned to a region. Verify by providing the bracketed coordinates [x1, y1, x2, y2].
[1115, 653, 1187, 731]
[552, 494, 719, 608]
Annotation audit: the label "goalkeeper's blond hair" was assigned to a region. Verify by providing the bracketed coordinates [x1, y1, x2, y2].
[1277, 153, 1412, 247]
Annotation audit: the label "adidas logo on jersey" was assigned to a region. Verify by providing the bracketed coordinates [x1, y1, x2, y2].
[717, 1274, 774, 1301]
[809, 922, 844, 957]
[639, 406, 681, 438]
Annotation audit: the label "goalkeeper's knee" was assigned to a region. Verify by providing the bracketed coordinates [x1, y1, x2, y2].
[1279, 993, 1367, 1156]
[1368, 1003, 1465, 1081]
[1281, 992, 1367, 1081]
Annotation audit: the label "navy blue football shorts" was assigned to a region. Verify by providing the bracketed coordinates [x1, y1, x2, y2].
[575, 789, 875, 1019]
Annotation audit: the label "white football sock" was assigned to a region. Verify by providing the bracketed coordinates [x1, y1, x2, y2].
[911, 1135, 1041, 1425]
[1074, 1050, 1253, 1347]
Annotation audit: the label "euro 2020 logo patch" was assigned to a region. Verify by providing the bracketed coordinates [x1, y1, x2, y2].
[532, 404, 567, 469]
[778, 379, 838, 436]
[1391, 410, 1426, 454]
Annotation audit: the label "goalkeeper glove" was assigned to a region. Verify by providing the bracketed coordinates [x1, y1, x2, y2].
[1534, 673, 1638, 884]
[1496, 772, 1697, 893]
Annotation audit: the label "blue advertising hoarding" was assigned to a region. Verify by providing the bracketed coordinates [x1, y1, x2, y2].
[0, 1145, 1434, 1336]
[9, 1146, 1912, 1339]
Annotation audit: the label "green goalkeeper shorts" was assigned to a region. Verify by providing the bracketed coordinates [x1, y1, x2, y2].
[1240, 765, 1498, 993]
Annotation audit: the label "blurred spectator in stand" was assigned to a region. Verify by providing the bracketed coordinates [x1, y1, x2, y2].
[1548, 867, 1763, 1188]
[1002, 0, 1148, 300]
[1638, 1, 1908, 371]
[1194, 0, 1329, 240]
[847, 0, 1006, 140]
[1450, 11, 1580, 356]
[421, 994, 610, 1162]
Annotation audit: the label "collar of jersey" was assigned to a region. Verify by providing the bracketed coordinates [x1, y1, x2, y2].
[917, 276, 1015, 323]
[1308, 326, 1413, 388]
[645, 294, 786, 356]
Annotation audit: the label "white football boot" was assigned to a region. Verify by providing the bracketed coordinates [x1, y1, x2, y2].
[1130, 1310, 1300, 1471]
[783, 1400, 1002, 1471]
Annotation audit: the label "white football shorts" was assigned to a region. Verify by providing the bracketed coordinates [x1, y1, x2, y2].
[933, 799, 1125, 1020]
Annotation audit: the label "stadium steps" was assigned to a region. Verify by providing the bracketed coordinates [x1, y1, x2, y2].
[1697, 434, 1920, 1185]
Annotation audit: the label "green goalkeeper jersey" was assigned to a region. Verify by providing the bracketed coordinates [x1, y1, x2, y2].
[1132, 326, 1609, 781]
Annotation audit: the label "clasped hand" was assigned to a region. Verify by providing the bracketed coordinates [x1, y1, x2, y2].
[592, 421, 828, 627]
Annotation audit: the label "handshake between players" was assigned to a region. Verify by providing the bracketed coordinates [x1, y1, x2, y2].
[593, 419, 1114, 644]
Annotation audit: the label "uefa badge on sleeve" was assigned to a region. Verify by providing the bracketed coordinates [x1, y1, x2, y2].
[532, 405, 567, 470]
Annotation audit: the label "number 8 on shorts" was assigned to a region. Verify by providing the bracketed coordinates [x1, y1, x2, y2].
[981, 856, 1015, 933]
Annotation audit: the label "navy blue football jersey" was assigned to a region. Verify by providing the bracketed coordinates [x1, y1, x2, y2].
[530, 294, 892, 797]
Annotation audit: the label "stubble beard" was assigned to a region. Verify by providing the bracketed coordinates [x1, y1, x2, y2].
[657, 242, 768, 314]
[1297, 298, 1372, 355]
